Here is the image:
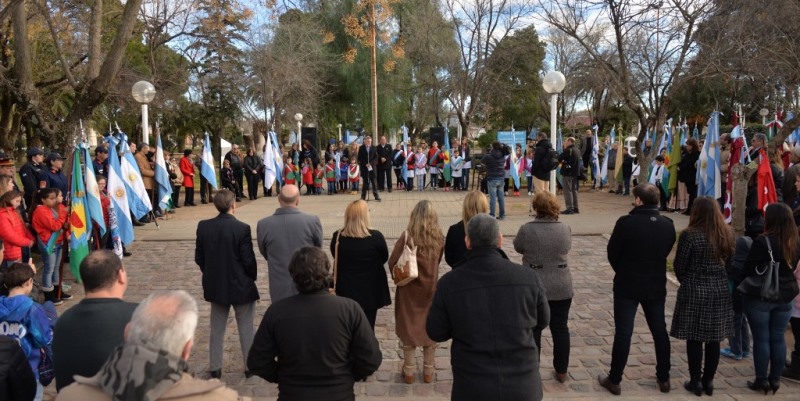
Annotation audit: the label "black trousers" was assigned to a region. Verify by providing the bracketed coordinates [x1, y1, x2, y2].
[361, 167, 379, 199]
[198, 175, 209, 202]
[685, 180, 698, 212]
[534, 298, 572, 374]
[687, 340, 721, 383]
[377, 167, 392, 190]
[791, 317, 800, 355]
[609, 295, 671, 384]
[234, 169, 244, 197]
[184, 187, 195, 205]
[171, 185, 180, 206]
[246, 173, 259, 199]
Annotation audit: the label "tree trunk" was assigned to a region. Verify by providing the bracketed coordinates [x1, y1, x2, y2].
[87, 0, 103, 80]
[730, 163, 756, 238]
[369, 1, 378, 142]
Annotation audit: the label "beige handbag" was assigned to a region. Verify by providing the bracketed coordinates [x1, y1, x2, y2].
[392, 231, 419, 286]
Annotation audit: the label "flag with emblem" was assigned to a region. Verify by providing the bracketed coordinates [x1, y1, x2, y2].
[757, 149, 777, 214]
[81, 143, 106, 237]
[697, 112, 721, 198]
[201, 132, 218, 189]
[154, 133, 174, 210]
[69, 148, 91, 281]
[120, 138, 152, 219]
[509, 128, 521, 189]
[106, 136, 135, 246]
[592, 125, 601, 183]
[443, 127, 452, 183]
[401, 126, 409, 179]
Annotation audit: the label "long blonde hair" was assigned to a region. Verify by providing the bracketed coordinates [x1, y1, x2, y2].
[406, 200, 444, 260]
[340, 200, 371, 238]
[0, 176, 14, 198]
[462, 190, 489, 230]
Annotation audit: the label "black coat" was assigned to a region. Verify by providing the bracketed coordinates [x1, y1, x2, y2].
[195, 213, 259, 305]
[0, 336, 35, 401]
[376, 143, 393, 169]
[558, 145, 580, 177]
[444, 220, 468, 268]
[740, 235, 800, 304]
[481, 148, 506, 179]
[427, 247, 550, 401]
[357, 145, 379, 171]
[247, 291, 382, 401]
[607, 205, 675, 300]
[678, 149, 699, 184]
[330, 230, 391, 311]
[531, 140, 553, 180]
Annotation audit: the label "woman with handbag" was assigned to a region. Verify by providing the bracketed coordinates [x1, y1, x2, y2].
[670, 197, 734, 396]
[388, 200, 444, 384]
[739, 203, 800, 394]
[330, 200, 390, 330]
[513, 191, 573, 383]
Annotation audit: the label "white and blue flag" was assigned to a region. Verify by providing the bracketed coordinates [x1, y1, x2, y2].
[201, 132, 218, 189]
[154, 133, 173, 210]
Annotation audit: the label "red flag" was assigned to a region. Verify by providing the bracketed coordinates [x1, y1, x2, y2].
[757, 150, 777, 214]
[723, 137, 745, 223]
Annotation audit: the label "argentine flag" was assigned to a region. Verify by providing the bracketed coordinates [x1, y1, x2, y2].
[154, 134, 174, 210]
[201, 132, 218, 189]
[81, 143, 106, 236]
[120, 137, 153, 219]
[263, 132, 278, 189]
[697, 112, 721, 198]
[106, 137, 135, 246]
[401, 126, 409, 179]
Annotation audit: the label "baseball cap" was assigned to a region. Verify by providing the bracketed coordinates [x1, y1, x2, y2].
[26, 147, 44, 158]
[95, 146, 108, 154]
[46, 152, 66, 162]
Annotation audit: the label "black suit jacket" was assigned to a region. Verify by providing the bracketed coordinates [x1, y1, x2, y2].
[195, 213, 259, 305]
[376, 143, 393, 169]
[357, 144, 379, 171]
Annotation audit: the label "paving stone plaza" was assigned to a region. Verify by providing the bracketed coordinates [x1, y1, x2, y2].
[46, 188, 799, 400]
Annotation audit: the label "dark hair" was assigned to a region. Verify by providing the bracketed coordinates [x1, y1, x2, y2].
[213, 189, 236, 213]
[632, 183, 659, 205]
[38, 187, 60, 202]
[0, 190, 22, 207]
[491, 141, 502, 150]
[288, 247, 331, 293]
[655, 155, 665, 162]
[685, 138, 699, 151]
[183, 149, 193, 156]
[80, 250, 124, 292]
[537, 133, 547, 141]
[688, 197, 734, 262]
[3, 263, 34, 289]
[764, 203, 799, 265]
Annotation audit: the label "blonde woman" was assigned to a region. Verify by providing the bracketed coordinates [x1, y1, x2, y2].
[389, 200, 444, 384]
[0, 176, 15, 198]
[444, 191, 489, 267]
[330, 200, 390, 330]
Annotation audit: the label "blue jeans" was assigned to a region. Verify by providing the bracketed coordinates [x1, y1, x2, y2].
[609, 295, 671, 384]
[742, 297, 792, 380]
[41, 245, 63, 291]
[487, 178, 505, 217]
[462, 168, 470, 190]
[327, 181, 336, 193]
[417, 174, 425, 191]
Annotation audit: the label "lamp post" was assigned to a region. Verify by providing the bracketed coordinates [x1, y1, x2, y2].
[131, 80, 156, 145]
[337, 123, 343, 142]
[759, 108, 769, 126]
[294, 113, 303, 152]
[542, 71, 566, 194]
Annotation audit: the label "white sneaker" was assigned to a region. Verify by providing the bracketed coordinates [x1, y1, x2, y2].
[527, 192, 532, 196]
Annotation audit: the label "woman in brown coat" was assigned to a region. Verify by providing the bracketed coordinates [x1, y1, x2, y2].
[389, 200, 444, 385]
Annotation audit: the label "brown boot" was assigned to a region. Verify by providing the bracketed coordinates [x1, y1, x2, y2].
[423, 345, 436, 383]
[402, 346, 416, 384]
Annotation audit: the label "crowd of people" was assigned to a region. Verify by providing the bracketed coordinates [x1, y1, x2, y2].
[1, 126, 800, 401]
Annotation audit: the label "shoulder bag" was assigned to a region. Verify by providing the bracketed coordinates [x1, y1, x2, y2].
[331, 234, 340, 295]
[737, 237, 781, 302]
[392, 231, 419, 286]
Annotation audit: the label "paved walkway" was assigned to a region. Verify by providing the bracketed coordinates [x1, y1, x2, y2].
[45, 187, 800, 400]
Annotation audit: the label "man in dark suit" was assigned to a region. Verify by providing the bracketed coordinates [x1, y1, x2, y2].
[376, 135, 393, 192]
[357, 135, 381, 201]
[195, 189, 258, 379]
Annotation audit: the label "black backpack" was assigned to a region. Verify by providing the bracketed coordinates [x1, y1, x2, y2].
[543, 148, 559, 171]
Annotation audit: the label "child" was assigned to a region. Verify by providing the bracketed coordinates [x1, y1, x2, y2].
[325, 159, 337, 195]
[301, 158, 314, 195]
[621, 152, 633, 196]
[415, 147, 427, 192]
[31, 188, 69, 305]
[314, 163, 324, 195]
[283, 156, 296, 186]
[0, 262, 56, 398]
[348, 159, 360, 194]
[650, 155, 668, 210]
[451, 149, 464, 192]
[0, 191, 34, 271]
[524, 149, 534, 196]
[339, 158, 349, 193]
[405, 148, 415, 192]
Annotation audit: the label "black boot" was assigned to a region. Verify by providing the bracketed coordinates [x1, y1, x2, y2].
[57, 284, 73, 300]
[782, 352, 800, 381]
[44, 290, 64, 306]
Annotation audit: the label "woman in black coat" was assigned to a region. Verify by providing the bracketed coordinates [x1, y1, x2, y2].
[243, 148, 261, 200]
[444, 191, 488, 268]
[678, 138, 700, 215]
[331, 200, 391, 329]
[302, 139, 320, 167]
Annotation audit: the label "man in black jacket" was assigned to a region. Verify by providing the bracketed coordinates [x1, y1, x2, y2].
[19, 147, 44, 211]
[427, 214, 550, 401]
[376, 135, 393, 192]
[558, 137, 580, 214]
[195, 189, 258, 379]
[531, 133, 553, 194]
[357, 136, 381, 201]
[248, 247, 381, 401]
[0, 336, 35, 401]
[599, 183, 675, 396]
[481, 142, 508, 219]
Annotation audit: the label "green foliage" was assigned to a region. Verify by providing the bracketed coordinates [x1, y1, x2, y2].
[476, 131, 498, 150]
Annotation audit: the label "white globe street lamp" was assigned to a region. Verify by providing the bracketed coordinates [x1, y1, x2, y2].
[759, 108, 769, 126]
[337, 123, 343, 142]
[294, 113, 303, 150]
[542, 71, 566, 194]
[132, 81, 156, 145]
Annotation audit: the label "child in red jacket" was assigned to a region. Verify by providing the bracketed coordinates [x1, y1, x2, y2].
[301, 158, 314, 195]
[31, 188, 69, 304]
[0, 191, 34, 270]
[325, 159, 337, 195]
[283, 156, 296, 185]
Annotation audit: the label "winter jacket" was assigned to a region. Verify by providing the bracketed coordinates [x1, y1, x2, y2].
[32, 204, 67, 247]
[134, 152, 155, 190]
[0, 335, 35, 401]
[0, 207, 35, 262]
[179, 157, 195, 188]
[195, 213, 259, 305]
[0, 295, 54, 382]
[482, 148, 506, 179]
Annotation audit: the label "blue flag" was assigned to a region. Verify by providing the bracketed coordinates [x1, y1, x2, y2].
[119, 136, 153, 219]
[81, 143, 106, 237]
[154, 134, 174, 210]
[697, 112, 721, 198]
[105, 136, 135, 245]
[401, 126, 409, 179]
[201, 132, 218, 189]
[509, 128, 521, 189]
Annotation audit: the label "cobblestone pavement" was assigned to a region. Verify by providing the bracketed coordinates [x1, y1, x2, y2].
[42, 187, 794, 400]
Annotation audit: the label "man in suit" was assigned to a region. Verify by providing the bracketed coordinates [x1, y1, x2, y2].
[195, 189, 258, 379]
[256, 184, 323, 303]
[358, 135, 381, 201]
[376, 135, 393, 192]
